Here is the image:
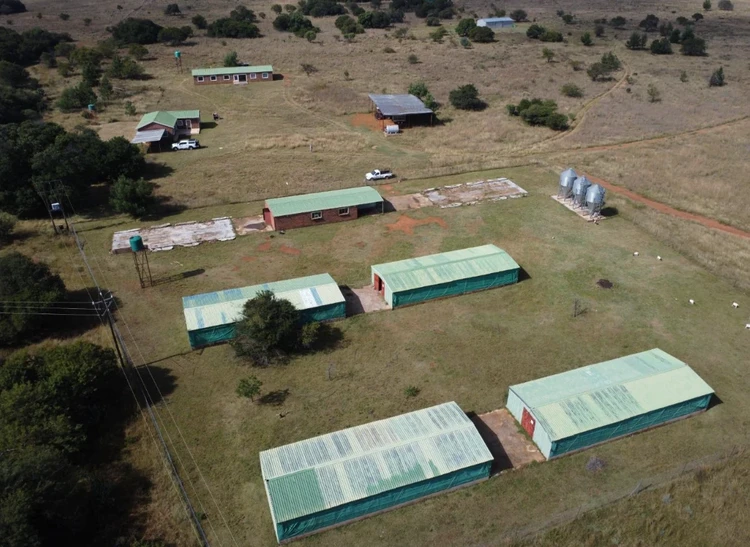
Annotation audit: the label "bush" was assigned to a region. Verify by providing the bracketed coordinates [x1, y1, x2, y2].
[626, 31, 648, 49]
[455, 17, 476, 36]
[469, 26, 493, 42]
[717, 0, 733, 10]
[110, 18, 162, 44]
[542, 48, 554, 62]
[704, 0, 712, 9]
[429, 26, 448, 42]
[693, 13, 704, 21]
[669, 28, 681, 43]
[426, 16, 441, 26]
[0, 211, 15, 241]
[124, 101, 136, 116]
[0, 0, 25, 15]
[273, 12, 318, 36]
[647, 83, 661, 102]
[298, 0, 345, 17]
[109, 176, 154, 217]
[224, 51, 239, 67]
[157, 26, 191, 45]
[562, 14, 574, 24]
[560, 83, 583, 97]
[609, 16, 626, 28]
[209, 7, 260, 38]
[449, 84, 484, 110]
[601, 52, 621, 71]
[192, 14, 207, 29]
[509, 9, 527, 22]
[271, 4, 282, 14]
[681, 36, 706, 56]
[407, 53, 418, 64]
[650, 37, 672, 54]
[460, 36, 470, 48]
[580, 32, 592, 46]
[507, 97, 568, 130]
[237, 376, 262, 401]
[639, 14, 659, 32]
[107, 55, 144, 79]
[358, 10, 392, 29]
[0, 252, 66, 345]
[404, 386, 420, 397]
[335, 15, 364, 35]
[594, 24, 604, 37]
[709, 66, 725, 87]
[408, 81, 437, 109]
[526, 24, 546, 39]
[57, 80, 96, 111]
[128, 43, 148, 60]
[540, 30, 563, 42]
[164, 3, 180, 16]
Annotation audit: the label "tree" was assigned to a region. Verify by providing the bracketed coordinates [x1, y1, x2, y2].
[107, 54, 144, 79]
[0, 0, 26, 15]
[81, 61, 100, 86]
[449, 84, 483, 110]
[709, 66, 725, 87]
[157, 26, 190, 45]
[609, 16, 627, 28]
[601, 51, 621, 71]
[109, 176, 154, 217]
[647, 83, 661, 102]
[103, 136, 145, 180]
[231, 291, 320, 365]
[128, 43, 148, 60]
[273, 12, 317, 36]
[560, 83, 583, 97]
[540, 30, 563, 42]
[98, 75, 113, 103]
[509, 9, 527, 22]
[0, 252, 66, 345]
[626, 31, 647, 49]
[271, 4, 282, 14]
[692, 13, 704, 21]
[455, 17, 476, 36]
[191, 14, 207, 29]
[681, 36, 706, 56]
[83, 17, 92, 26]
[717, 0, 733, 10]
[57, 80, 96, 111]
[562, 13, 574, 24]
[300, 63, 317, 76]
[587, 62, 607, 81]
[0, 211, 15, 242]
[650, 37, 672, 54]
[110, 18, 163, 44]
[408, 81, 437, 109]
[669, 28, 681, 43]
[506, 97, 568, 130]
[526, 23, 545, 39]
[236, 376, 262, 401]
[581, 32, 593, 46]
[639, 14, 659, 32]
[703, 0, 711, 9]
[224, 51, 239, 67]
[542, 47, 554, 62]
[164, 3, 180, 16]
[468, 26, 493, 43]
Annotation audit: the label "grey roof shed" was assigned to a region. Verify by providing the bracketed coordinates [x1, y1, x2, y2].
[368, 94, 434, 117]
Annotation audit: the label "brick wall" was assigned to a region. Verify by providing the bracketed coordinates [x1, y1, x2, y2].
[272, 206, 360, 231]
[193, 72, 273, 85]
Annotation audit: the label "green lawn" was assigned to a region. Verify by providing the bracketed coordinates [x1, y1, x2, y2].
[13, 165, 750, 546]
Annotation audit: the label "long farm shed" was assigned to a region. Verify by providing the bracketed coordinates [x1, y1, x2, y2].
[182, 273, 345, 348]
[507, 348, 715, 459]
[260, 401, 493, 543]
[371, 244, 520, 308]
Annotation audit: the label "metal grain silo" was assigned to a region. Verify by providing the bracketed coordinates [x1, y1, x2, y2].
[586, 184, 606, 215]
[558, 168, 577, 198]
[572, 176, 592, 207]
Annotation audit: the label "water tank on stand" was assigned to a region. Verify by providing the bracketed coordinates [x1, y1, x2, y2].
[129, 235, 146, 252]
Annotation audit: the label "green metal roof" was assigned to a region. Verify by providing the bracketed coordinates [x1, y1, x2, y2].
[371, 244, 519, 293]
[266, 187, 383, 217]
[510, 349, 715, 441]
[136, 110, 200, 130]
[182, 273, 344, 331]
[191, 65, 273, 77]
[260, 402, 492, 524]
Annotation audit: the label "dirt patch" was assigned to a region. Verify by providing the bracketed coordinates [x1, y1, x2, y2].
[583, 172, 750, 241]
[233, 215, 269, 235]
[386, 215, 448, 235]
[597, 279, 613, 289]
[350, 113, 392, 132]
[257, 241, 272, 252]
[355, 241, 366, 248]
[387, 193, 433, 212]
[242, 256, 257, 262]
[472, 409, 545, 474]
[279, 245, 301, 255]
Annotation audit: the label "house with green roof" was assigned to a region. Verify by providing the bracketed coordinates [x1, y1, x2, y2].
[507, 348, 715, 459]
[260, 401, 493, 542]
[263, 187, 384, 231]
[371, 244, 520, 308]
[191, 64, 273, 85]
[133, 110, 200, 144]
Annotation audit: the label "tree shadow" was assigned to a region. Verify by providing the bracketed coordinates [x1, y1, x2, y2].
[133, 364, 177, 407]
[141, 161, 175, 181]
[140, 195, 187, 221]
[258, 389, 290, 406]
[305, 322, 346, 353]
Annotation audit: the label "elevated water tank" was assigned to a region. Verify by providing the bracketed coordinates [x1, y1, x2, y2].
[558, 168, 577, 198]
[129, 235, 145, 252]
[572, 176, 591, 206]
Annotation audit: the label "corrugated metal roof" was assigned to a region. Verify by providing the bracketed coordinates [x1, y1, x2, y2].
[182, 273, 344, 331]
[260, 402, 492, 524]
[510, 349, 715, 441]
[368, 94, 434, 117]
[266, 187, 383, 218]
[131, 129, 166, 143]
[478, 17, 515, 23]
[191, 65, 273, 77]
[371, 244, 519, 293]
[136, 110, 200, 130]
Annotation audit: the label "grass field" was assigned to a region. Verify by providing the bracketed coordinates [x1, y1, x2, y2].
[9, 165, 750, 546]
[5, 0, 750, 544]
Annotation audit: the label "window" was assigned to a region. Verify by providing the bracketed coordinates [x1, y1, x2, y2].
[311, 211, 323, 220]
[262, 72, 269, 79]
[210, 75, 217, 81]
[338, 207, 350, 216]
[223, 75, 231, 81]
[250, 73, 257, 79]
[197, 76, 204, 82]
[176, 119, 184, 127]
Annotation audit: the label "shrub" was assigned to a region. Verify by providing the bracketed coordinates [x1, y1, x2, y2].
[59, 12, 69, 21]
[347, 2, 364, 16]
[107, 55, 144, 79]
[224, 51, 239, 67]
[455, 17, 476, 36]
[595, 25, 604, 37]
[639, 14, 659, 32]
[449, 84, 484, 110]
[128, 43, 148, 60]
[680, 70, 688, 82]
[676, 16, 689, 25]
[526, 24, 546, 39]
[468, 26, 493, 42]
[98, 75, 113, 102]
[542, 47, 554, 62]
[285, 4, 296, 12]
[429, 26, 448, 42]
[647, 83, 661, 102]
[625, 31, 647, 49]
[305, 30, 316, 41]
[669, 28, 681, 43]
[709, 66, 725, 86]
[407, 53, 418, 64]
[404, 386, 420, 397]
[560, 83, 583, 97]
[507, 97, 568, 130]
[703, 0, 711, 9]
[109, 176, 154, 217]
[191, 14, 207, 29]
[110, 18, 162, 44]
[299, 0, 346, 17]
[0, 0, 26, 15]
[509, 9, 527, 22]
[81, 61, 100, 86]
[426, 16, 441, 26]
[358, 10, 392, 29]
[0, 211, 16, 242]
[271, 4, 282, 14]
[562, 14, 574, 24]
[650, 37, 672, 54]
[335, 14, 364, 35]
[717, 0, 733, 10]
[408, 81, 437, 109]
[569, 59, 584, 71]
[164, 3, 180, 15]
[693, 13, 703, 21]
[273, 12, 318, 36]
[237, 376, 262, 401]
[681, 36, 706, 56]
[124, 101, 136, 115]
[580, 32, 592, 46]
[209, 7, 261, 38]
[540, 30, 563, 42]
[57, 80, 96, 111]
[460, 36, 470, 48]
[659, 22, 673, 37]
[601, 52, 621, 71]
[587, 63, 607, 81]
[609, 16, 627, 28]
[157, 26, 191, 45]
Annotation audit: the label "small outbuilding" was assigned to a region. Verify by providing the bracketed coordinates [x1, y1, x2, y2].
[263, 187, 384, 231]
[368, 94, 434, 128]
[192, 65, 273, 85]
[507, 348, 715, 460]
[182, 273, 345, 349]
[477, 17, 516, 28]
[260, 401, 493, 543]
[134, 110, 200, 137]
[371, 244, 520, 308]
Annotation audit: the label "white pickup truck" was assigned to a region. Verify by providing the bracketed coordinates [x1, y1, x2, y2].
[365, 169, 394, 181]
[172, 139, 200, 151]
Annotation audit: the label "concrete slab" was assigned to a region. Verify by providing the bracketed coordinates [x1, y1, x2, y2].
[550, 195, 606, 222]
[233, 215, 270, 235]
[111, 217, 236, 253]
[341, 285, 390, 315]
[472, 409, 544, 475]
[386, 193, 433, 212]
[424, 177, 527, 208]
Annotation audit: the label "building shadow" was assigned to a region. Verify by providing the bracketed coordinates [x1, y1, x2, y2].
[467, 411, 513, 475]
[517, 266, 532, 282]
[382, 200, 398, 213]
[707, 394, 723, 410]
[272, 73, 284, 81]
[600, 206, 619, 217]
[201, 121, 217, 130]
[340, 285, 365, 316]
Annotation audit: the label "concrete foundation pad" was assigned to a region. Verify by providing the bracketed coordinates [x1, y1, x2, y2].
[341, 285, 390, 315]
[233, 215, 270, 235]
[386, 193, 434, 211]
[550, 195, 606, 222]
[112, 218, 236, 253]
[472, 409, 545, 475]
[425, 177, 528, 208]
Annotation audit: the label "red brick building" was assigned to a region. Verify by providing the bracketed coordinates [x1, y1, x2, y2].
[264, 187, 384, 231]
[191, 65, 273, 85]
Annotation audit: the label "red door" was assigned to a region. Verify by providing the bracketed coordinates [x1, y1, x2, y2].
[521, 408, 536, 437]
[374, 274, 384, 294]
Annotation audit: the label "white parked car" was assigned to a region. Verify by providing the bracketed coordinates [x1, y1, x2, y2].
[172, 139, 200, 150]
[365, 169, 394, 181]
